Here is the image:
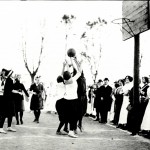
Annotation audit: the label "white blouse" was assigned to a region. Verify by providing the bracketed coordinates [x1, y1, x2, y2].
[55, 82, 65, 100]
[64, 72, 80, 100]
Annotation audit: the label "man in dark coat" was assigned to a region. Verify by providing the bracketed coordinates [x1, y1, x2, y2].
[99, 78, 113, 123]
[93, 79, 103, 121]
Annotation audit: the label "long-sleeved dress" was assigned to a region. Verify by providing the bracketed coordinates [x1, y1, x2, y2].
[13, 80, 29, 112]
[141, 87, 150, 131]
[29, 83, 44, 110]
[2, 77, 15, 117]
[118, 82, 132, 125]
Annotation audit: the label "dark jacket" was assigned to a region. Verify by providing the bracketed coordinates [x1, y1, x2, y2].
[3, 77, 15, 116]
[99, 85, 113, 111]
[94, 87, 101, 108]
[13, 80, 29, 111]
[30, 83, 44, 110]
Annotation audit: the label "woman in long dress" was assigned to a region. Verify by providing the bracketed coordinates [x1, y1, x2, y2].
[118, 76, 133, 129]
[113, 79, 124, 125]
[140, 83, 150, 132]
[29, 76, 44, 123]
[48, 83, 57, 113]
[13, 74, 29, 125]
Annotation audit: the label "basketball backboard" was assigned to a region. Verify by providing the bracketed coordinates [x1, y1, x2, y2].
[122, 1, 150, 41]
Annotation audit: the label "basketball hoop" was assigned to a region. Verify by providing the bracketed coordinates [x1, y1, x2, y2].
[112, 18, 134, 24]
[111, 17, 135, 37]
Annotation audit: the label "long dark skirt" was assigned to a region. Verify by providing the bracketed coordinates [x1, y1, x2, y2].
[30, 95, 43, 110]
[127, 104, 141, 133]
[77, 95, 87, 119]
[0, 95, 4, 116]
[0, 95, 15, 117]
[113, 97, 123, 124]
[14, 99, 25, 112]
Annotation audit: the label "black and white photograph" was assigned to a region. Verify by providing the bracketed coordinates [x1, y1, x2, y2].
[0, 0, 150, 150]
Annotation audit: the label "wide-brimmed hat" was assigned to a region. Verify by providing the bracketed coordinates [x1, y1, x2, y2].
[104, 78, 109, 81]
[35, 76, 41, 79]
[2, 68, 8, 72]
[1, 68, 13, 77]
[97, 79, 102, 83]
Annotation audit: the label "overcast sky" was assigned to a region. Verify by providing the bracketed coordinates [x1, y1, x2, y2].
[0, 1, 149, 86]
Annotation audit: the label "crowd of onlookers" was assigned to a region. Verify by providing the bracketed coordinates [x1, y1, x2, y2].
[86, 75, 150, 138]
[1, 65, 150, 139]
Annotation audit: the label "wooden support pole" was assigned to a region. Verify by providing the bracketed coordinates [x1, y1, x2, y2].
[133, 34, 140, 106]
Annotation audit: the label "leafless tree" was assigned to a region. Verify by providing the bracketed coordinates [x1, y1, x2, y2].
[21, 20, 45, 83]
[81, 17, 107, 83]
[61, 14, 76, 57]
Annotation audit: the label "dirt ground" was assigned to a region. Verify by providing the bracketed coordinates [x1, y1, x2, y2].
[0, 111, 150, 150]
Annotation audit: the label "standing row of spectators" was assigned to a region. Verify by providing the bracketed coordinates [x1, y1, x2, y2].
[86, 75, 150, 137]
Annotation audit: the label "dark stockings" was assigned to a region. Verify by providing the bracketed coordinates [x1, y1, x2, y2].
[0, 116, 13, 128]
[63, 122, 68, 132]
[16, 111, 24, 124]
[34, 110, 41, 122]
[57, 122, 65, 132]
[57, 122, 68, 133]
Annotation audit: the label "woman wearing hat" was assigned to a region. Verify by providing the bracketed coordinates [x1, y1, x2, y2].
[118, 75, 133, 129]
[0, 69, 16, 133]
[13, 74, 29, 125]
[29, 76, 44, 123]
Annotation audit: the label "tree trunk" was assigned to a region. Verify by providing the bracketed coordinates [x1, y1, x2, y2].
[31, 74, 35, 84]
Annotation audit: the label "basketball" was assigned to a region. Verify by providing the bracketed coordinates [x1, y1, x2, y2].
[67, 48, 76, 57]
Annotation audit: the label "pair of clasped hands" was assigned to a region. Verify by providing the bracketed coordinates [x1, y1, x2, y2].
[16, 90, 23, 96]
[29, 90, 37, 95]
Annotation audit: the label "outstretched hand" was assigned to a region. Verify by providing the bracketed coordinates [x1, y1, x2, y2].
[63, 59, 68, 66]
[63, 61, 66, 67]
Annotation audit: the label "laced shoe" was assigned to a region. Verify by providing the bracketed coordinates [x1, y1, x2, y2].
[68, 131, 78, 138]
[0, 128, 7, 134]
[7, 127, 16, 132]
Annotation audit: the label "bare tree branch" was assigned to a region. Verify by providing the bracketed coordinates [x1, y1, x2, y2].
[35, 36, 44, 74]
[80, 17, 107, 83]
[22, 40, 32, 76]
[21, 20, 45, 83]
